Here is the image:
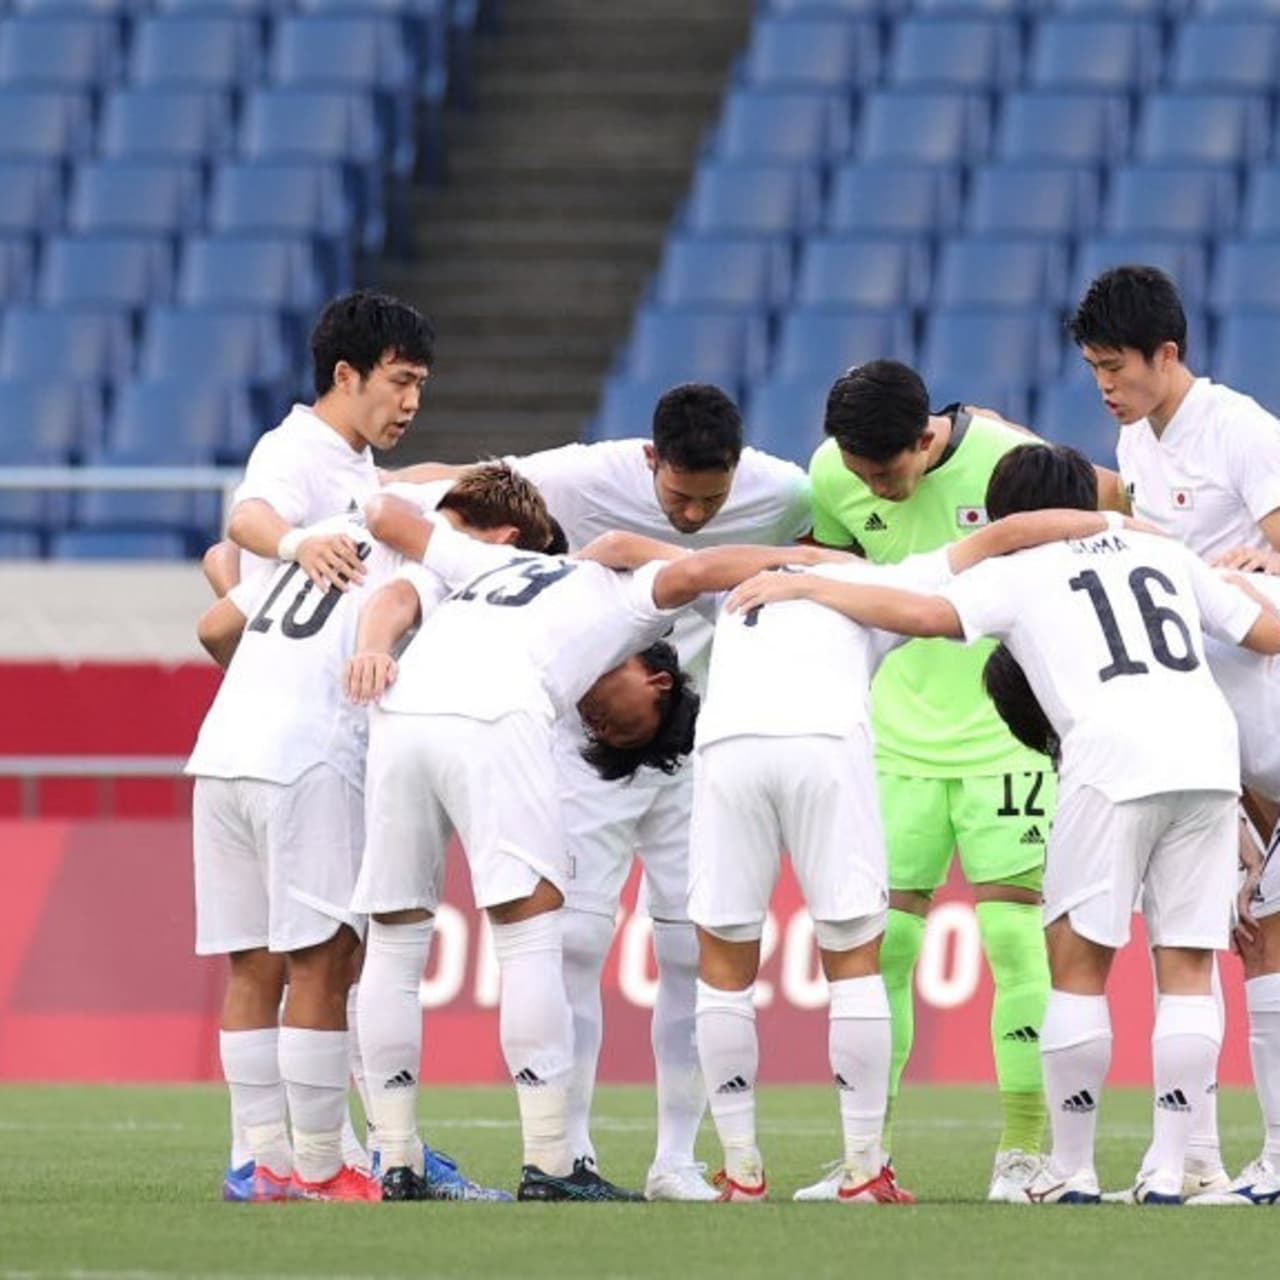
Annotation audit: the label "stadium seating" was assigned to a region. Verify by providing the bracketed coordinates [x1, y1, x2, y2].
[98, 88, 233, 162]
[37, 234, 174, 310]
[623, 308, 770, 387]
[1102, 165, 1239, 238]
[772, 308, 915, 380]
[128, 15, 261, 89]
[743, 376, 829, 468]
[1035, 376, 1122, 468]
[0, 90, 92, 161]
[67, 162, 202, 236]
[741, 16, 880, 90]
[793, 236, 930, 310]
[995, 92, 1130, 166]
[714, 88, 851, 164]
[824, 162, 961, 235]
[0, 305, 132, 383]
[586, 376, 676, 443]
[858, 90, 990, 165]
[1134, 93, 1270, 167]
[49, 529, 189, 560]
[965, 165, 1100, 238]
[1026, 18, 1162, 92]
[934, 238, 1068, 309]
[653, 236, 792, 311]
[0, 160, 60, 234]
[107, 378, 255, 463]
[1209, 240, 1280, 315]
[885, 17, 1020, 91]
[1167, 18, 1280, 92]
[683, 163, 821, 237]
[0, 15, 120, 90]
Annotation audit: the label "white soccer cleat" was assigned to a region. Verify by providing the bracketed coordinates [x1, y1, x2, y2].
[987, 1149, 1047, 1203]
[1103, 1169, 1182, 1205]
[1181, 1164, 1232, 1202]
[793, 1161, 914, 1203]
[1186, 1157, 1280, 1207]
[644, 1161, 719, 1202]
[1017, 1166, 1101, 1204]
[793, 1160, 845, 1202]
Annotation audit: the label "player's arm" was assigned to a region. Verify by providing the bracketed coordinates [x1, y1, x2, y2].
[575, 530, 687, 568]
[1215, 508, 1280, 573]
[947, 509, 1131, 572]
[344, 578, 422, 705]
[1094, 466, 1130, 513]
[196, 597, 247, 669]
[363, 492, 440, 560]
[201, 539, 240, 598]
[650, 543, 856, 609]
[227, 498, 367, 594]
[377, 461, 467, 485]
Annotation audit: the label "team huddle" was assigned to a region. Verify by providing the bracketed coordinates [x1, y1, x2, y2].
[187, 271, 1280, 1207]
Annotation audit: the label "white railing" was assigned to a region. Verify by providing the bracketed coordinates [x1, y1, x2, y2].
[0, 755, 189, 818]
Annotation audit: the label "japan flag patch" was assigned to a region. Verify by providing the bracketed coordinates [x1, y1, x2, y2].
[1171, 487, 1195, 509]
[956, 506, 988, 528]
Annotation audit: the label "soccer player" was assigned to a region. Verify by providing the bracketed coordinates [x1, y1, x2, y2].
[417, 383, 811, 1199]
[344, 508, 833, 1201]
[188, 467, 552, 1202]
[808, 360, 1112, 1198]
[692, 506, 1125, 1205]
[734, 444, 1280, 1203]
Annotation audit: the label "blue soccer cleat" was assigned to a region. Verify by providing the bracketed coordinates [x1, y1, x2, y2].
[423, 1145, 514, 1202]
[222, 1159, 256, 1202]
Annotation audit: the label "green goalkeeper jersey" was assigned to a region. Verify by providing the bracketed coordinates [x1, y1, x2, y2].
[809, 411, 1044, 777]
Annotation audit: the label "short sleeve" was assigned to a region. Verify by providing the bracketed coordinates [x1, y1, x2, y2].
[393, 562, 448, 612]
[1186, 555, 1263, 645]
[623, 559, 685, 622]
[232, 431, 311, 525]
[939, 557, 1019, 644]
[1225, 405, 1280, 525]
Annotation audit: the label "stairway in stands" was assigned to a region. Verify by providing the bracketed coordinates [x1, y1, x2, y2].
[380, 0, 753, 464]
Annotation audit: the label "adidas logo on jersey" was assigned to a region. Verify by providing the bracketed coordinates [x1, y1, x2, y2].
[716, 1075, 751, 1095]
[1156, 1089, 1192, 1112]
[1020, 825, 1045, 845]
[1062, 1090, 1095, 1113]
[1002, 1026, 1040, 1043]
[384, 1069, 416, 1090]
[863, 513, 888, 532]
[514, 1068, 545, 1088]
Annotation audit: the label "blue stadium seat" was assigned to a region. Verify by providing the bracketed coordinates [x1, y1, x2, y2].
[741, 16, 880, 89]
[37, 234, 173, 309]
[825, 161, 962, 234]
[742, 376, 829, 468]
[859, 91, 990, 165]
[794, 236, 931, 309]
[153, 0, 290, 11]
[11, 0, 147, 11]
[1242, 166, 1280, 235]
[67, 162, 202, 236]
[1209, 240, 1280, 315]
[995, 92, 1130, 165]
[1027, 18, 1162, 91]
[624, 308, 769, 385]
[107, 377, 256, 461]
[0, 90, 92, 161]
[885, 17, 1020, 90]
[98, 88, 233, 162]
[923, 372, 1030, 428]
[653, 236, 791, 310]
[0, 530, 42, 559]
[1198, 0, 1280, 16]
[138, 306, 289, 391]
[1035, 376, 1121, 468]
[0, 401, 81, 527]
[714, 88, 851, 164]
[1135, 93, 1269, 166]
[767, 0, 887, 12]
[966, 164, 1100, 237]
[935, 237, 1069, 308]
[176, 235, 322, 314]
[920, 307, 1059, 387]
[0, 235, 37, 300]
[684, 163, 820, 237]
[50, 529, 189, 561]
[913, 0, 1021, 11]
[0, 305, 132, 381]
[772, 307, 915, 379]
[1068, 234, 1208, 306]
[1168, 19, 1280, 91]
[0, 16, 119, 88]
[1103, 164, 1238, 237]
[0, 161, 61, 234]
[129, 15, 260, 89]
[0, 376, 100, 459]
[1213, 309, 1280, 413]
[586, 376, 685, 444]
[75, 436, 221, 534]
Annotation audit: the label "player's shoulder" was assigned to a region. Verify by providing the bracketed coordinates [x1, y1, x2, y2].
[1200, 378, 1280, 442]
[730, 445, 810, 505]
[964, 412, 1032, 458]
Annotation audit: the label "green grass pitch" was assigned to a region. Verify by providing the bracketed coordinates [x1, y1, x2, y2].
[0, 1083, 1274, 1279]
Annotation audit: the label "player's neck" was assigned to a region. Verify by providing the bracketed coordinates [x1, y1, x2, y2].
[923, 413, 953, 468]
[1146, 366, 1196, 439]
[309, 398, 369, 454]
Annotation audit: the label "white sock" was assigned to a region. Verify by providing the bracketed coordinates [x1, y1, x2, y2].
[220, 1026, 291, 1175]
[1183, 961, 1226, 1173]
[561, 909, 613, 1164]
[345, 983, 373, 1164]
[1039, 991, 1111, 1180]
[358, 918, 433, 1176]
[651, 921, 706, 1170]
[1146, 994, 1219, 1181]
[828, 975, 891, 1179]
[695, 980, 761, 1184]
[1246, 973, 1280, 1165]
[279, 1026, 350, 1184]
[492, 912, 574, 1176]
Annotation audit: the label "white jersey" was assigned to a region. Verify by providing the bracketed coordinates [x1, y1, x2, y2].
[696, 549, 952, 747]
[942, 529, 1260, 803]
[1118, 377, 1280, 560]
[508, 439, 812, 685]
[380, 515, 681, 722]
[1205, 575, 1280, 801]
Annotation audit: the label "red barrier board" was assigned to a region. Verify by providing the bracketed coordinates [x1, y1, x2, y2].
[0, 819, 1254, 1086]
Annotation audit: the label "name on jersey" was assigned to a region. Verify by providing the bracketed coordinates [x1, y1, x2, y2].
[1068, 533, 1129, 555]
[956, 506, 988, 528]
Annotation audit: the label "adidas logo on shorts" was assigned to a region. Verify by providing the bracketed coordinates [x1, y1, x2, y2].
[863, 513, 888, 532]
[384, 1069, 416, 1090]
[1062, 1090, 1095, 1113]
[1020, 825, 1045, 845]
[1156, 1089, 1191, 1112]
[716, 1075, 751, 1095]
[1002, 1026, 1039, 1043]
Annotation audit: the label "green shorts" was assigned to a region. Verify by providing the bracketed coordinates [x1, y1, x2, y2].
[878, 769, 1057, 895]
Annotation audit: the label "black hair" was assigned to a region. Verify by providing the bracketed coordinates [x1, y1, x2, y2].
[1067, 264, 1188, 362]
[824, 360, 931, 462]
[985, 443, 1098, 519]
[581, 641, 700, 782]
[983, 644, 1060, 767]
[651, 384, 743, 472]
[543, 517, 569, 556]
[311, 290, 435, 396]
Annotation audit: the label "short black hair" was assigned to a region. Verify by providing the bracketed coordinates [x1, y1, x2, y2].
[984, 644, 1060, 767]
[985, 443, 1097, 519]
[311, 290, 435, 396]
[581, 641, 700, 782]
[651, 384, 743, 472]
[824, 360, 930, 462]
[1067, 265, 1188, 362]
[543, 517, 568, 556]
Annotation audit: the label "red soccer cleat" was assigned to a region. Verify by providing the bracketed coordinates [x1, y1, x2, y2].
[711, 1168, 768, 1203]
[838, 1164, 916, 1204]
[291, 1164, 383, 1202]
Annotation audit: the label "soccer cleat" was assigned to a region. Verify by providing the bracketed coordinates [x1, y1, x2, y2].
[517, 1157, 645, 1202]
[222, 1159, 256, 1202]
[988, 1148, 1046, 1203]
[1018, 1166, 1101, 1204]
[794, 1161, 914, 1203]
[1180, 1165, 1232, 1201]
[1185, 1157, 1280, 1207]
[644, 1161, 719, 1202]
[711, 1168, 767, 1203]
[224, 1164, 294, 1203]
[291, 1164, 383, 1202]
[380, 1165, 430, 1201]
[423, 1146, 514, 1202]
[1130, 1170, 1183, 1205]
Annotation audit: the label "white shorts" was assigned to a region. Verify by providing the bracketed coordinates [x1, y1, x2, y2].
[353, 707, 568, 914]
[1251, 817, 1280, 922]
[192, 764, 364, 956]
[688, 731, 889, 938]
[556, 731, 692, 922]
[1047, 785, 1237, 951]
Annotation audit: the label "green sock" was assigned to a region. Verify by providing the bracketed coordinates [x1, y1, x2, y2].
[878, 908, 926, 1153]
[975, 900, 1050, 1154]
